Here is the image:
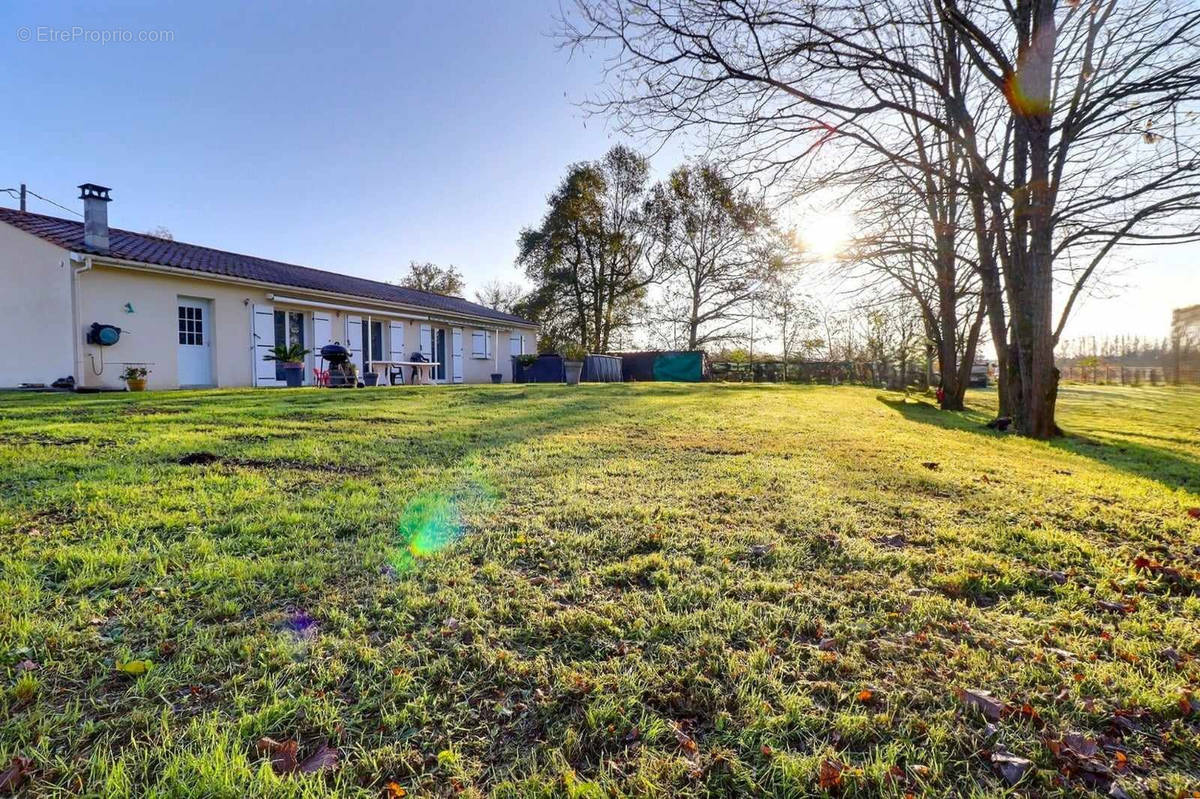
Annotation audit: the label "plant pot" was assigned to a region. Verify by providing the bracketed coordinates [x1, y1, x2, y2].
[125, 378, 147, 392]
[363, 372, 379, 387]
[564, 360, 584, 386]
[282, 362, 304, 388]
[490, 372, 503, 384]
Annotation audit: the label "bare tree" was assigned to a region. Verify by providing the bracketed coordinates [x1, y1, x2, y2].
[397, 261, 466, 296]
[562, 0, 1200, 437]
[474, 281, 525, 314]
[648, 162, 779, 349]
[763, 270, 817, 380]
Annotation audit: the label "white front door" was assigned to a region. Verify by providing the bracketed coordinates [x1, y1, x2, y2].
[451, 327, 464, 383]
[177, 297, 214, 387]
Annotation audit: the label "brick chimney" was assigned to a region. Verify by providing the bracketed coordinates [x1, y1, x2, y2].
[78, 183, 112, 251]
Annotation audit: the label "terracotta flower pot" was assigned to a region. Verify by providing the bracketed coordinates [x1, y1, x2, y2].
[126, 378, 147, 392]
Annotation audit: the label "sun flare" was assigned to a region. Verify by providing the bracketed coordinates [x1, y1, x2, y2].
[798, 210, 855, 258]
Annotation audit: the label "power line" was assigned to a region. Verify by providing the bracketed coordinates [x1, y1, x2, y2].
[0, 184, 82, 217]
[26, 188, 82, 217]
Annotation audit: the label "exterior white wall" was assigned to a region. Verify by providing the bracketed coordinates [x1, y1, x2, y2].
[73, 262, 537, 389]
[0, 223, 74, 387]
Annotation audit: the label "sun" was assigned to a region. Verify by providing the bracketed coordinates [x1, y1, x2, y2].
[797, 209, 855, 258]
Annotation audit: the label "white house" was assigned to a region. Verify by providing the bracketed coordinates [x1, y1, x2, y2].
[0, 184, 537, 390]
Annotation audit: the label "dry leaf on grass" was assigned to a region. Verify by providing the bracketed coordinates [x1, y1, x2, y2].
[297, 743, 339, 774]
[673, 724, 697, 754]
[956, 688, 1006, 721]
[818, 759, 844, 789]
[0, 756, 32, 793]
[991, 752, 1033, 786]
[384, 782, 407, 798]
[256, 737, 299, 774]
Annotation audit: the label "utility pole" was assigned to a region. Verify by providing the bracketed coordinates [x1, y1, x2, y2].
[19, 184, 26, 212]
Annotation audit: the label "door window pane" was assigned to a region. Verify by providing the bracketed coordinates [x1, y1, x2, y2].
[370, 321, 383, 363]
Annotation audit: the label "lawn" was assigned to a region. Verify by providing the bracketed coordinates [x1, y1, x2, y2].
[1, 383, 1198, 797]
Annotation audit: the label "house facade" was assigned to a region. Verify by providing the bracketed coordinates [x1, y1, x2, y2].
[0, 185, 537, 390]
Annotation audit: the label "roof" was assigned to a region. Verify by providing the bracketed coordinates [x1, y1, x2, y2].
[0, 207, 534, 327]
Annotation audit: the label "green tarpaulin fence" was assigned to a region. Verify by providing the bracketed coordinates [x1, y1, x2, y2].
[651, 351, 705, 382]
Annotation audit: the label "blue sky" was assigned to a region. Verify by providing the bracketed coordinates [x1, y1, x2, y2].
[0, 0, 1193, 343]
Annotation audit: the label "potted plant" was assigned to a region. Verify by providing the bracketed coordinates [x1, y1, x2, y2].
[262, 343, 312, 388]
[120, 365, 150, 392]
[562, 343, 586, 386]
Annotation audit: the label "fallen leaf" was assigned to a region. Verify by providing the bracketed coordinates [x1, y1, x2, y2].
[116, 658, 153, 676]
[0, 756, 32, 793]
[1096, 599, 1132, 614]
[297, 742, 339, 774]
[384, 782, 407, 798]
[1035, 568, 1068, 585]
[991, 752, 1033, 786]
[1187, 507, 1200, 520]
[818, 638, 838, 652]
[624, 726, 641, 745]
[256, 737, 299, 774]
[921, 461, 940, 470]
[16, 659, 37, 671]
[957, 688, 1005, 721]
[857, 689, 874, 703]
[818, 759, 844, 789]
[761, 744, 773, 757]
[673, 724, 697, 754]
[749, 543, 776, 557]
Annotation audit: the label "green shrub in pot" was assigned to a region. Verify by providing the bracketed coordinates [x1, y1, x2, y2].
[120, 365, 150, 392]
[562, 343, 586, 385]
[262, 343, 312, 387]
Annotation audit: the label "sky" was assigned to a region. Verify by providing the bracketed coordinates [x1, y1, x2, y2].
[0, 0, 1194, 345]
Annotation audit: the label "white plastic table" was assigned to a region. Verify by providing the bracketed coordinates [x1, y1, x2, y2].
[369, 361, 439, 385]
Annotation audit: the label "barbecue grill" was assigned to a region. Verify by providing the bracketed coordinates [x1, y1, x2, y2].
[319, 343, 357, 387]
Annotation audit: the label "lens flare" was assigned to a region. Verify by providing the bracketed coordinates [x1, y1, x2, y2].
[389, 467, 499, 573]
[391, 490, 463, 572]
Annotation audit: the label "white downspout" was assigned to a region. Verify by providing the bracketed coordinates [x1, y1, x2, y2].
[70, 254, 93, 386]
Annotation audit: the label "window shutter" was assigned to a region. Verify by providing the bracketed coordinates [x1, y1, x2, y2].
[389, 322, 405, 361]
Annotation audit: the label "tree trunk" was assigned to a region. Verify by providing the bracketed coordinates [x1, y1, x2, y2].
[1007, 0, 1061, 439]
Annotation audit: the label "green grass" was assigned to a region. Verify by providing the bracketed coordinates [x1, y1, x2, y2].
[1, 383, 1198, 797]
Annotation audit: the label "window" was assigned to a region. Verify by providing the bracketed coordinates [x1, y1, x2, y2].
[178, 305, 204, 346]
[274, 310, 305, 380]
[509, 334, 524, 357]
[370, 321, 384, 363]
[471, 330, 493, 359]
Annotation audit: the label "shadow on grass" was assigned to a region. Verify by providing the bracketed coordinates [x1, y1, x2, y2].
[877, 394, 1200, 495]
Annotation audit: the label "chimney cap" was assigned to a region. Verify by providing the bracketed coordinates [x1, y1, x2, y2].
[78, 183, 112, 201]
